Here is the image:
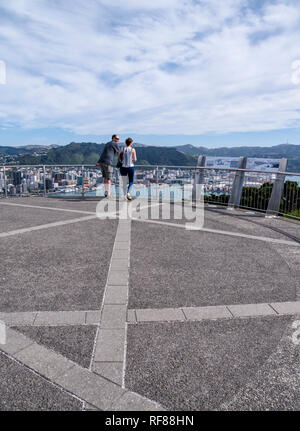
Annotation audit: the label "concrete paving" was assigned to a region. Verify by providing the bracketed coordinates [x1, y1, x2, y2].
[129, 301, 300, 322]
[0, 197, 299, 411]
[129, 221, 297, 309]
[14, 325, 97, 368]
[0, 310, 101, 326]
[0, 218, 117, 312]
[0, 352, 82, 411]
[125, 316, 293, 410]
[0, 201, 92, 233]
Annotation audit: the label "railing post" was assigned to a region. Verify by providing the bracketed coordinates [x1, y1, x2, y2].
[192, 156, 206, 201]
[81, 165, 85, 199]
[3, 165, 7, 198]
[228, 156, 247, 209]
[156, 165, 158, 200]
[43, 165, 46, 198]
[266, 158, 288, 217]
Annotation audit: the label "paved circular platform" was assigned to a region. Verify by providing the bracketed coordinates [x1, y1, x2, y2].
[0, 197, 299, 411]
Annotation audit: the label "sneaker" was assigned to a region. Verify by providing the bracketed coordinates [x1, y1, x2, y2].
[126, 193, 132, 201]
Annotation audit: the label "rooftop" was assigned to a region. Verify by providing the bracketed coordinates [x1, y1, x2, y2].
[0, 196, 299, 411]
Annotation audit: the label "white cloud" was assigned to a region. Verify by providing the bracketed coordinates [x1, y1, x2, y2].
[0, 60, 6, 84]
[0, 0, 300, 135]
[291, 59, 300, 85]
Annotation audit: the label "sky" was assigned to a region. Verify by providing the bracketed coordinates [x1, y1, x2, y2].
[0, 0, 300, 148]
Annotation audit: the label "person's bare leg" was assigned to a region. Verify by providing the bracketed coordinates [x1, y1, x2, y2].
[104, 178, 108, 196]
[106, 179, 111, 196]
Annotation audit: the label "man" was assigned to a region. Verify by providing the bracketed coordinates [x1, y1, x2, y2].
[96, 134, 120, 197]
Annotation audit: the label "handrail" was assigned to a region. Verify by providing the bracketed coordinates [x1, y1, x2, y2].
[2, 164, 300, 177]
[1, 163, 299, 220]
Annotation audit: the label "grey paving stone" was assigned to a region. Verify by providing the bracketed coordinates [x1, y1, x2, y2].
[110, 259, 129, 270]
[136, 308, 185, 322]
[0, 312, 37, 326]
[94, 329, 125, 362]
[105, 286, 128, 304]
[86, 310, 101, 325]
[0, 328, 34, 355]
[228, 303, 276, 317]
[93, 361, 123, 386]
[14, 343, 75, 379]
[183, 305, 232, 320]
[270, 301, 300, 315]
[111, 391, 166, 411]
[54, 365, 125, 410]
[107, 271, 128, 286]
[34, 311, 86, 326]
[117, 222, 131, 229]
[112, 249, 130, 260]
[100, 305, 127, 329]
[127, 309, 137, 323]
[114, 242, 130, 250]
[115, 233, 131, 241]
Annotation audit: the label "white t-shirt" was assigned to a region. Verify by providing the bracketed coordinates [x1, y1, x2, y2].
[122, 147, 134, 167]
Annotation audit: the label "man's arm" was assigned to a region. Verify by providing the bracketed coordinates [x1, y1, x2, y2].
[113, 142, 120, 154]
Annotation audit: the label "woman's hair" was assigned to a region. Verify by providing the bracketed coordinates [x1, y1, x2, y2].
[125, 137, 133, 147]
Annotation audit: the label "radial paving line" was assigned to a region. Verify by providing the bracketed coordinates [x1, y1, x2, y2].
[0, 201, 95, 215]
[127, 301, 300, 323]
[0, 348, 86, 409]
[132, 218, 300, 247]
[0, 310, 101, 326]
[0, 215, 97, 238]
[1, 300, 299, 327]
[0, 328, 164, 411]
[90, 211, 132, 388]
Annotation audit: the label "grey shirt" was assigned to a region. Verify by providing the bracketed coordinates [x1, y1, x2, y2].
[98, 141, 120, 166]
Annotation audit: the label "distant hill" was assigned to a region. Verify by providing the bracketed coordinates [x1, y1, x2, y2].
[175, 143, 300, 158]
[0, 144, 59, 155]
[175, 144, 300, 172]
[1, 142, 300, 172]
[22, 144, 59, 150]
[0, 146, 32, 155]
[15, 142, 197, 166]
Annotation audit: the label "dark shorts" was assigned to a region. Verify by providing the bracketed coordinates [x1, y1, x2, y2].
[100, 162, 113, 180]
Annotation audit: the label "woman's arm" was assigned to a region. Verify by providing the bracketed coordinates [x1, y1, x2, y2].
[132, 148, 137, 162]
[117, 150, 122, 160]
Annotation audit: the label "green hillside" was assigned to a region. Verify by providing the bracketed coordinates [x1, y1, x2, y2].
[3, 141, 300, 172]
[17, 142, 197, 166]
[175, 143, 300, 172]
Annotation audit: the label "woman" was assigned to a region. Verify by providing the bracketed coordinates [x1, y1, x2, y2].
[118, 137, 137, 200]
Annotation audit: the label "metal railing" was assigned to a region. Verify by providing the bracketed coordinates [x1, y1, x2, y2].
[1, 163, 300, 221]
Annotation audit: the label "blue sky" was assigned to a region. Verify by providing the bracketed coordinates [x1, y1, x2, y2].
[0, 0, 300, 148]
